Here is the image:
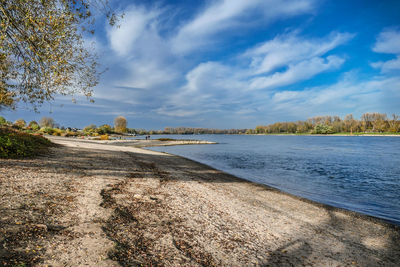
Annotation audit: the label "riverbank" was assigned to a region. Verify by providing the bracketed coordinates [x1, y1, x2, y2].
[1, 137, 399, 266]
[248, 133, 400, 137]
[48, 135, 217, 148]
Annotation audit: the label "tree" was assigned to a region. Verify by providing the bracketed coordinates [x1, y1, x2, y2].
[39, 116, 55, 128]
[13, 118, 25, 128]
[361, 113, 374, 132]
[97, 124, 112, 134]
[0, 0, 118, 110]
[28, 120, 38, 127]
[312, 124, 334, 134]
[83, 124, 96, 135]
[388, 114, 400, 133]
[28, 120, 40, 131]
[114, 116, 127, 133]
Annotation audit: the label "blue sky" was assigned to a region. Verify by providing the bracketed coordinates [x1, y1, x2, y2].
[2, 0, 400, 129]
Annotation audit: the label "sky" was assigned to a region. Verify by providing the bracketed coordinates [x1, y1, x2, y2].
[2, 0, 400, 129]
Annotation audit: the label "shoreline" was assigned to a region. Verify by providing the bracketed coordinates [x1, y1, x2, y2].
[1, 136, 399, 266]
[247, 133, 400, 137]
[44, 135, 400, 226]
[143, 146, 400, 228]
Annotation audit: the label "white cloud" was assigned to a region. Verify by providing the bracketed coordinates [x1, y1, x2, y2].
[372, 29, 400, 73]
[249, 55, 345, 90]
[103, 4, 184, 92]
[171, 0, 316, 54]
[371, 56, 400, 73]
[372, 29, 400, 54]
[157, 61, 249, 117]
[271, 74, 400, 118]
[107, 6, 160, 56]
[120, 59, 179, 89]
[158, 29, 352, 117]
[245, 31, 354, 74]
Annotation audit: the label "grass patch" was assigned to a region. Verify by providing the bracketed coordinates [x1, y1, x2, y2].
[0, 127, 54, 158]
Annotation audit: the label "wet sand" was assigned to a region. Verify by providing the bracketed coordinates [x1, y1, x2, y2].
[0, 136, 399, 266]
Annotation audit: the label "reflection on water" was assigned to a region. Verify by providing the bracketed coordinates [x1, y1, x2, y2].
[148, 135, 400, 225]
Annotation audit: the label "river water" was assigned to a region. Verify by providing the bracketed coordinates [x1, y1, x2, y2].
[146, 135, 400, 225]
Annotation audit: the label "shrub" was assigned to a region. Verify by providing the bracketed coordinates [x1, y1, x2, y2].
[97, 124, 112, 134]
[14, 119, 26, 128]
[312, 124, 334, 134]
[64, 131, 78, 137]
[30, 123, 40, 131]
[28, 121, 40, 131]
[0, 116, 6, 125]
[52, 128, 63, 136]
[39, 127, 55, 135]
[83, 124, 97, 135]
[100, 134, 109, 140]
[0, 127, 53, 158]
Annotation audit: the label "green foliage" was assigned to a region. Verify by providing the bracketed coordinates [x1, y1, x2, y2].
[0, 127, 53, 158]
[64, 130, 79, 137]
[0, 115, 7, 125]
[52, 128, 62, 136]
[97, 124, 112, 134]
[254, 113, 400, 135]
[0, 1, 119, 109]
[28, 121, 40, 131]
[13, 118, 26, 128]
[312, 124, 334, 134]
[39, 127, 55, 135]
[28, 120, 38, 127]
[83, 124, 97, 135]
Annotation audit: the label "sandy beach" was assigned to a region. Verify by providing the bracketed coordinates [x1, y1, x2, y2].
[1, 136, 399, 266]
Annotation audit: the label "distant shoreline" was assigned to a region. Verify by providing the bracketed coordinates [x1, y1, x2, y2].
[246, 133, 400, 137]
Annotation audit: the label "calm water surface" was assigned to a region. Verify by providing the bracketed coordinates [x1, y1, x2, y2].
[146, 135, 400, 225]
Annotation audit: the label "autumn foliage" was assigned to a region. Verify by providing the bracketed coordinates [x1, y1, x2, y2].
[114, 116, 127, 133]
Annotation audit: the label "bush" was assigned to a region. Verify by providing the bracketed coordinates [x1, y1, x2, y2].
[0, 116, 7, 125]
[30, 123, 40, 131]
[52, 128, 63, 136]
[312, 124, 334, 134]
[100, 134, 109, 140]
[97, 124, 112, 134]
[40, 127, 55, 135]
[83, 124, 97, 136]
[13, 119, 26, 128]
[0, 127, 53, 158]
[64, 131, 79, 137]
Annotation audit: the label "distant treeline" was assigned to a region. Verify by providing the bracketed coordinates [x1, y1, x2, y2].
[249, 113, 400, 134]
[127, 127, 248, 135]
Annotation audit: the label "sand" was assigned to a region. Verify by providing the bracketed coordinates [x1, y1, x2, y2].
[0, 136, 399, 266]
